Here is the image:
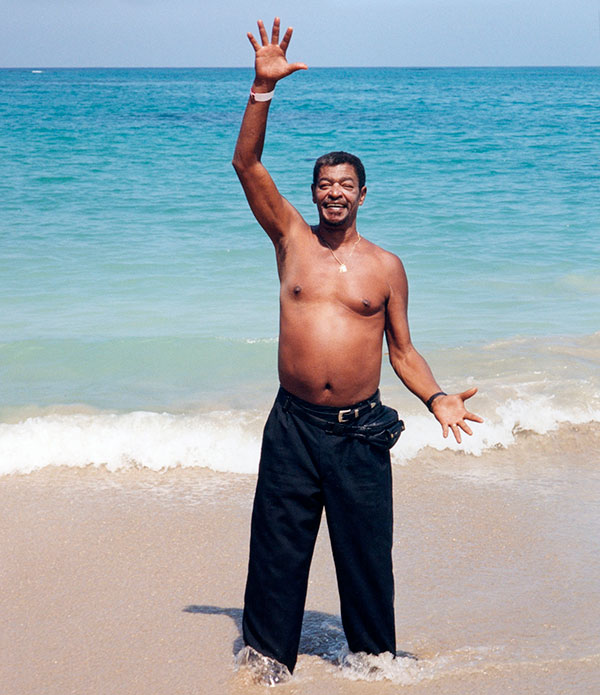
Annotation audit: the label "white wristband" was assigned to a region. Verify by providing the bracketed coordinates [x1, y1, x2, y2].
[250, 87, 275, 102]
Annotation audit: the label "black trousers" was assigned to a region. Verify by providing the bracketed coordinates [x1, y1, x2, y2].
[242, 387, 396, 673]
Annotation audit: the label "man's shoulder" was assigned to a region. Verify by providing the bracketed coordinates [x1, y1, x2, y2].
[362, 238, 405, 272]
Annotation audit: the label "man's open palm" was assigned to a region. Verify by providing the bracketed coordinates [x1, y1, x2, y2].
[247, 17, 307, 85]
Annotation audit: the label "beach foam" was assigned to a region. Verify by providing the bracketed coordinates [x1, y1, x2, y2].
[1, 392, 598, 476]
[0, 409, 263, 476]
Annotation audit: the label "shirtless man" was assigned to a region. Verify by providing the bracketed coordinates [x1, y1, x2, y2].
[233, 17, 483, 682]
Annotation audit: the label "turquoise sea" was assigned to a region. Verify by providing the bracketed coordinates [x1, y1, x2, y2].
[1, 67, 599, 474]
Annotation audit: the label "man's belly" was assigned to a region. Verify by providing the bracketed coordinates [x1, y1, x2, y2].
[277, 310, 385, 406]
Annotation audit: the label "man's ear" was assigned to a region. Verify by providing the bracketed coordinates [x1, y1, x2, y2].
[311, 184, 316, 204]
[358, 186, 367, 206]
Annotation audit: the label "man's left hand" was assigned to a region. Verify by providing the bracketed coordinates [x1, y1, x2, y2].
[431, 388, 483, 443]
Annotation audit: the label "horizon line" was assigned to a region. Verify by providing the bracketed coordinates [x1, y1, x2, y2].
[2, 64, 600, 70]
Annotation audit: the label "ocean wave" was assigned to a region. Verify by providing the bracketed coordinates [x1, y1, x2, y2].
[0, 410, 263, 476]
[392, 395, 600, 462]
[1, 394, 598, 477]
[242, 337, 278, 344]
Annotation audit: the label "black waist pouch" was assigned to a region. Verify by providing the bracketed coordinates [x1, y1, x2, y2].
[345, 405, 405, 450]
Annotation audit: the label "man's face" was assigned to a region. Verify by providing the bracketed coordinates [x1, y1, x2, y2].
[311, 164, 367, 228]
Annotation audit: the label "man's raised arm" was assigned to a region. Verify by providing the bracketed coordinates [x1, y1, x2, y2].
[232, 18, 308, 244]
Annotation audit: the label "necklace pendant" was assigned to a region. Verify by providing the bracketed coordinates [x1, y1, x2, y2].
[339, 264, 347, 273]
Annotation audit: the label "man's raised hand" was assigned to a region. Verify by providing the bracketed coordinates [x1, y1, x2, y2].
[248, 17, 307, 89]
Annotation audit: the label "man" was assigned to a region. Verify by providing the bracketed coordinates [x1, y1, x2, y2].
[232, 17, 483, 683]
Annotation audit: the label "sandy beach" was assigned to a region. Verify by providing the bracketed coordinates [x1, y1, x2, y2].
[3, 422, 599, 694]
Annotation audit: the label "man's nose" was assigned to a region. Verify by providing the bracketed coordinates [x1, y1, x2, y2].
[328, 183, 343, 196]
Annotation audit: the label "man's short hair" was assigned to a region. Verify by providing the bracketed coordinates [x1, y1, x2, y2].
[313, 151, 366, 190]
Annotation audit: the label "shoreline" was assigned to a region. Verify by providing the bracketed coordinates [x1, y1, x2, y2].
[3, 428, 600, 694]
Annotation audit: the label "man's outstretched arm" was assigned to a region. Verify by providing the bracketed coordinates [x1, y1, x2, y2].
[383, 254, 484, 443]
[232, 18, 308, 245]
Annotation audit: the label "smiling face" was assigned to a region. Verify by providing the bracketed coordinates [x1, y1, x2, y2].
[311, 164, 367, 229]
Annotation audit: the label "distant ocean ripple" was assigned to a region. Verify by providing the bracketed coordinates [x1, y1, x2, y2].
[1, 67, 598, 475]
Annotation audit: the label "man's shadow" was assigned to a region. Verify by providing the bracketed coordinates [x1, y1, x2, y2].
[183, 605, 416, 663]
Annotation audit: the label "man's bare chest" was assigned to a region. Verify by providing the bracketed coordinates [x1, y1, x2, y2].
[280, 257, 387, 318]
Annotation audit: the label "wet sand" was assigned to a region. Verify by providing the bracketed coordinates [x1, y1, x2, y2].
[2, 424, 600, 694]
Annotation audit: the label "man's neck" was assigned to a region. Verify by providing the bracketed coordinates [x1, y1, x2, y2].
[314, 222, 360, 247]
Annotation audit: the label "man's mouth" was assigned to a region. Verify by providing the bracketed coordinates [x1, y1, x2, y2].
[323, 203, 346, 209]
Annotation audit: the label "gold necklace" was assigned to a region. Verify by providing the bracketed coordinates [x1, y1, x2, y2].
[319, 231, 362, 273]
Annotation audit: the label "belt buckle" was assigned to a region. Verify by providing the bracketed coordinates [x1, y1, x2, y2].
[338, 408, 359, 423]
[338, 408, 352, 423]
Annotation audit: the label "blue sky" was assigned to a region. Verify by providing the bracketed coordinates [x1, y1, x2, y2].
[1, 0, 599, 67]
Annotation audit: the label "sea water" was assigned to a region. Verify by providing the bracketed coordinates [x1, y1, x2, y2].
[1, 67, 599, 474]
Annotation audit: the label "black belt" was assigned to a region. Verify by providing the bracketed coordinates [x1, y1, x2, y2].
[279, 387, 381, 424]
